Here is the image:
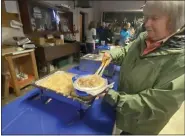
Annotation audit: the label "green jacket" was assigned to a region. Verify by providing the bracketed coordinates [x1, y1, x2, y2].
[104, 28, 185, 134]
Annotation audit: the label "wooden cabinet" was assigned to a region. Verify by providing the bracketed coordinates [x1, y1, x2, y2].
[35, 42, 80, 74]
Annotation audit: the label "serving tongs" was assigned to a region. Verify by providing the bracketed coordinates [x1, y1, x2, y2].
[95, 58, 110, 76]
[94, 59, 115, 95]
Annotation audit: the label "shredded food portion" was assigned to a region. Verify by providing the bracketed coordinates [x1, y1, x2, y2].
[77, 75, 104, 88]
[36, 72, 74, 95]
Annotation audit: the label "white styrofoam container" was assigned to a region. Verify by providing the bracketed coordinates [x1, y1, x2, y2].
[72, 75, 108, 96]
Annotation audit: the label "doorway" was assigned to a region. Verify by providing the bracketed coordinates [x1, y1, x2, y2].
[79, 12, 85, 42]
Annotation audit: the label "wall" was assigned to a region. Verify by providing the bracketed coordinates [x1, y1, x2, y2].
[44, 1, 69, 5]
[99, 1, 145, 11]
[93, 1, 145, 21]
[71, 8, 94, 41]
[92, 1, 101, 22]
[66, 1, 94, 41]
[2, 1, 25, 45]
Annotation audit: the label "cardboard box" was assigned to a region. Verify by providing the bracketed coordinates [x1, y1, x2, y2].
[31, 37, 45, 46]
[46, 38, 55, 43]
[55, 39, 64, 46]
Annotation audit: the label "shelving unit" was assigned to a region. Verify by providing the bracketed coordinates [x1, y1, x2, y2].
[4, 50, 39, 96]
[9, 75, 35, 89]
[17, 0, 76, 35]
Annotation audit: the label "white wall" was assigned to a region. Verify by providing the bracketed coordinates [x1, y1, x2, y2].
[99, 1, 145, 11]
[73, 8, 94, 41]
[92, 1, 101, 22]
[69, 1, 94, 41]
[44, 1, 69, 5]
[2, 27, 25, 45]
[93, 1, 145, 21]
[2, 1, 25, 45]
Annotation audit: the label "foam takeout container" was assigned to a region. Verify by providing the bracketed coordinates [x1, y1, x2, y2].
[72, 74, 109, 96]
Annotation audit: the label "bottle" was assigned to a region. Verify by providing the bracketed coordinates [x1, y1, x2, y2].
[73, 24, 76, 32]
[73, 24, 76, 40]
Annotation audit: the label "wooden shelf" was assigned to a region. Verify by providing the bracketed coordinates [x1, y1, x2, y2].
[10, 75, 35, 89]
[5, 50, 38, 96]
[12, 53, 30, 59]
[27, 31, 60, 37]
[62, 30, 79, 34]
[27, 30, 79, 37]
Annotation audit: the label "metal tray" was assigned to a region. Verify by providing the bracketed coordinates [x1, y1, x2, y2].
[32, 71, 95, 106]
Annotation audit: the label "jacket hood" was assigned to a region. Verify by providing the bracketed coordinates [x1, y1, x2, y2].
[164, 27, 185, 49]
[141, 27, 185, 57]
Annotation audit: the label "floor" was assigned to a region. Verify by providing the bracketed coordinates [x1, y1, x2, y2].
[1, 63, 78, 107]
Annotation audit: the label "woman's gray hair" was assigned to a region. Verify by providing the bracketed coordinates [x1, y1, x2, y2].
[143, 1, 185, 33]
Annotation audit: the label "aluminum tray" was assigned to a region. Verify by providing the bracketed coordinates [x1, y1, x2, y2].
[32, 71, 95, 106]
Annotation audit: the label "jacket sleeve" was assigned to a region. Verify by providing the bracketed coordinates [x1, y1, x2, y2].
[106, 32, 146, 66]
[104, 74, 184, 122]
[106, 39, 137, 66]
[120, 31, 127, 38]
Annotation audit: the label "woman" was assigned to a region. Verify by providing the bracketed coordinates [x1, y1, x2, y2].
[104, 24, 114, 44]
[98, 1, 185, 135]
[113, 23, 122, 45]
[119, 22, 131, 46]
[128, 27, 135, 41]
[97, 22, 107, 45]
[86, 21, 96, 53]
[134, 22, 146, 40]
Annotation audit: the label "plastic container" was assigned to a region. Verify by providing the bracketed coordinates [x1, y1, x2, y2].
[57, 58, 69, 68]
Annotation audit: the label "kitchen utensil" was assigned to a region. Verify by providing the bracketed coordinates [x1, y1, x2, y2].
[95, 57, 110, 76]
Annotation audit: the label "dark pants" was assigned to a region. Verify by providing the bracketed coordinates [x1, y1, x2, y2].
[120, 131, 132, 135]
[86, 43, 94, 54]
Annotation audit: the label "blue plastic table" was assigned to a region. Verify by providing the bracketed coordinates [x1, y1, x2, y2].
[2, 66, 120, 135]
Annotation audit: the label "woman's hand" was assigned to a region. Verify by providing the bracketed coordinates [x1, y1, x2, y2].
[102, 52, 112, 67]
[95, 88, 109, 100]
[95, 92, 106, 100]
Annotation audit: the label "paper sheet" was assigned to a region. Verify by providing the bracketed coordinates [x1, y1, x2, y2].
[4, 1, 19, 13]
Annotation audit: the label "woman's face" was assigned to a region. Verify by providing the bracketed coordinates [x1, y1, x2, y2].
[144, 13, 171, 41]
